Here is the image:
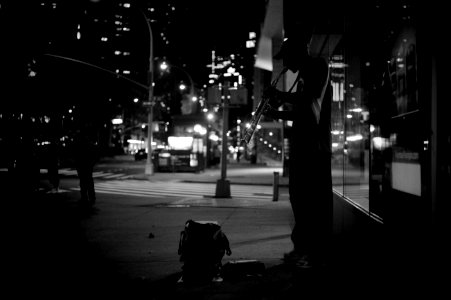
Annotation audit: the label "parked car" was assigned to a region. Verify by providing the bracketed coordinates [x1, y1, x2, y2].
[134, 149, 147, 161]
[134, 148, 163, 161]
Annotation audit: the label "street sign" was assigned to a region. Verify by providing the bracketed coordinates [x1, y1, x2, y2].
[229, 87, 248, 105]
[207, 86, 222, 104]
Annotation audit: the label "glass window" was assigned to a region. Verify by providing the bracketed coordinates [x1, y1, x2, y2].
[330, 1, 417, 220]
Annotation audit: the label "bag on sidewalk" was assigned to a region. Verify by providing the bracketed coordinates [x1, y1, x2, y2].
[178, 220, 232, 283]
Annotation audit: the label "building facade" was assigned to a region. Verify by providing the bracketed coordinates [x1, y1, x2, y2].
[257, 0, 449, 270]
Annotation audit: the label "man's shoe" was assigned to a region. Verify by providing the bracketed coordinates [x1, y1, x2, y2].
[296, 255, 328, 269]
[283, 250, 306, 263]
[294, 257, 314, 269]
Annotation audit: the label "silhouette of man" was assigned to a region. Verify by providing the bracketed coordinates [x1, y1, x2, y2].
[263, 34, 333, 268]
[73, 124, 99, 210]
[47, 141, 60, 193]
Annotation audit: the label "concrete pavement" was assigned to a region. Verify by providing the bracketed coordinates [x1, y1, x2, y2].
[3, 160, 433, 298]
[4, 161, 298, 298]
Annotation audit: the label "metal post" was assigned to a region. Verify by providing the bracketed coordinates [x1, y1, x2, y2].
[143, 14, 154, 175]
[273, 171, 279, 201]
[220, 93, 229, 180]
[145, 100, 154, 174]
[215, 84, 231, 198]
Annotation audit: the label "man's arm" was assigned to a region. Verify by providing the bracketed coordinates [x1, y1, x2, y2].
[264, 86, 299, 107]
[264, 106, 294, 121]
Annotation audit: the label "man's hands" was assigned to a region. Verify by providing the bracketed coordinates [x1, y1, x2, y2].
[263, 86, 283, 107]
[262, 86, 283, 119]
[263, 85, 277, 98]
[262, 105, 278, 119]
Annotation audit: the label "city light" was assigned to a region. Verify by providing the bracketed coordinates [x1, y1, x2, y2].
[346, 134, 363, 142]
[168, 136, 193, 150]
[209, 133, 219, 142]
[193, 124, 207, 135]
[112, 118, 123, 125]
[160, 61, 168, 71]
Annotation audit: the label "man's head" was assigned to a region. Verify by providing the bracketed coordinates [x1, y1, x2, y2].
[274, 35, 311, 72]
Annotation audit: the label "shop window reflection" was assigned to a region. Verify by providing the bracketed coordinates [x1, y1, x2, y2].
[329, 2, 417, 219]
[330, 55, 345, 196]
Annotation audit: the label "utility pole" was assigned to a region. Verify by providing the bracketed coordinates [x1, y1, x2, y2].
[143, 13, 154, 175]
[215, 83, 231, 198]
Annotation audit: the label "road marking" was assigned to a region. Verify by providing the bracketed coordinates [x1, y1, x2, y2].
[71, 180, 275, 201]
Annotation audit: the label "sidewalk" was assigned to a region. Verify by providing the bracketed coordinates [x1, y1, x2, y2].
[4, 163, 296, 299]
[3, 161, 432, 298]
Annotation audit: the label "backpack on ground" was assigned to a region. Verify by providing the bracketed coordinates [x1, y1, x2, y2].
[178, 220, 232, 283]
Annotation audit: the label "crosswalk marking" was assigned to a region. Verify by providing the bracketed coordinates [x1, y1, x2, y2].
[102, 173, 126, 179]
[93, 172, 114, 178]
[58, 169, 78, 175]
[40, 168, 131, 180]
[71, 180, 274, 200]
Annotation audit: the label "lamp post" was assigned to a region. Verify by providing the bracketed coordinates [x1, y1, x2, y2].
[143, 14, 154, 175]
[215, 83, 231, 198]
[44, 9, 156, 175]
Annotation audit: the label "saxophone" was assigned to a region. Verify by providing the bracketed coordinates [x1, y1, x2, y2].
[242, 67, 288, 144]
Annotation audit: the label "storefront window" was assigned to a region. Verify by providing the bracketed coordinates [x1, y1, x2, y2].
[330, 1, 417, 220]
[330, 55, 345, 196]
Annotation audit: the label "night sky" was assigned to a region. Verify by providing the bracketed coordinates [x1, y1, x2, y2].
[0, 0, 268, 112]
[165, 0, 268, 83]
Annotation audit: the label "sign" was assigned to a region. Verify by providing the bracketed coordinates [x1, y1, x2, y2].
[229, 87, 248, 105]
[207, 86, 221, 104]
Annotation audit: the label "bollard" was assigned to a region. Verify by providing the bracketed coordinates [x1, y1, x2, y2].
[273, 172, 279, 202]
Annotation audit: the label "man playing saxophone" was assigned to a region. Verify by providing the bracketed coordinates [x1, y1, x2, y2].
[262, 34, 333, 269]
[242, 67, 287, 144]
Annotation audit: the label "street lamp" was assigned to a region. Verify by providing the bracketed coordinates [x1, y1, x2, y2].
[143, 13, 154, 175]
[44, 9, 156, 176]
[215, 83, 231, 198]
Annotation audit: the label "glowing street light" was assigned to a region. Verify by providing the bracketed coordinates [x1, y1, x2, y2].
[159, 61, 195, 99]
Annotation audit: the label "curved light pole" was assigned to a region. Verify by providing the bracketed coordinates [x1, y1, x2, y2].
[142, 13, 154, 175]
[44, 9, 156, 175]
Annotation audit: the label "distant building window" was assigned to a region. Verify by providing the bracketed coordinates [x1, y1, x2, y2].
[246, 40, 256, 48]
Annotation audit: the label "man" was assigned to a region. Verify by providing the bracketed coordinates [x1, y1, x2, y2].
[263, 35, 333, 268]
[73, 123, 99, 211]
